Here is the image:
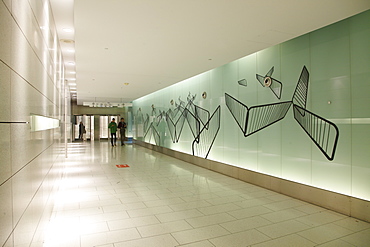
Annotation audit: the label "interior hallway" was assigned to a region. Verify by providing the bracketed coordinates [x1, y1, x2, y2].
[34, 142, 370, 247]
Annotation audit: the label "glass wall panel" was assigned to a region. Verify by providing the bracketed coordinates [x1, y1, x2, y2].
[132, 10, 370, 201]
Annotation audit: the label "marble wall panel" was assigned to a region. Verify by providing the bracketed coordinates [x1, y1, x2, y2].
[0, 1, 11, 66]
[0, 124, 11, 185]
[0, 62, 11, 122]
[0, 181, 12, 247]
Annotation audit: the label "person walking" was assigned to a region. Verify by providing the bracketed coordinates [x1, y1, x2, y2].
[118, 118, 127, 146]
[78, 122, 85, 140]
[108, 118, 117, 146]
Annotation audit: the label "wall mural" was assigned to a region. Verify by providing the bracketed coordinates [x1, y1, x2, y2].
[135, 93, 221, 159]
[225, 66, 339, 161]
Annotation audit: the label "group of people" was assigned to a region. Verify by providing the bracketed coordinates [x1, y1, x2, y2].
[108, 118, 127, 146]
[78, 117, 127, 147]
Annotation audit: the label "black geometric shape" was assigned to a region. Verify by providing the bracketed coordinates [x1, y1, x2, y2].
[165, 113, 176, 143]
[292, 65, 309, 114]
[143, 114, 150, 134]
[225, 93, 292, 137]
[192, 106, 221, 159]
[225, 93, 248, 133]
[238, 79, 247, 87]
[143, 122, 160, 146]
[256, 66, 283, 99]
[293, 104, 339, 161]
[246, 101, 292, 137]
[194, 104, 210, 129]
[165, 107, 187, 143]
[184, 108, 201, 142]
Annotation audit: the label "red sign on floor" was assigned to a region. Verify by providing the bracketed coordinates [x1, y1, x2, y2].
[116, 164, 130, 168]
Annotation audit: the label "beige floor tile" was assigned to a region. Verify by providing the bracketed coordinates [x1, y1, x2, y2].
[298, 223, 353, 244]
[296, 210, 347, 227]
[30, 143, 370, 247]
[80, 211, 130, 224]
[263, 199, 307, 211]
[228, 205, 273, 219]
[80, 228, 140, 247]
[233, 197, 274, 208]
[209, 229, 270, 247]
[143, 197, 185, 207]
[102, 202, 147, 213]
[333, 217, 370, 232]
[126, 205, 173, 217]
[176, 240, 214, 247]
[137, 220, 193, 237]
[205, 195, 245, 205]
[315, 239, 356, 247]
[260, 208, 307, 223]
[197, 203, 241, 215]
[252, 234, 316, 247]
[172, 225, 229, 245]
[185, 212, 236, 228]
[257, 219, 311, 239]
[220, 215, 271, 233]
[156, 209, 204, 223]
[340, 228, 370, 247]
[108, 215, 160, 231]
[114, 234, 179, 247]
[169, 200, 212, 211]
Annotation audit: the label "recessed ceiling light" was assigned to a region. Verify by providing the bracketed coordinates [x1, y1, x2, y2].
[63, 28, 73, 32]
[124, 83, 129, 85]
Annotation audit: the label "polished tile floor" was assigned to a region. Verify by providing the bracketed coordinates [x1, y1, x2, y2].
[37, 142, 370, 247]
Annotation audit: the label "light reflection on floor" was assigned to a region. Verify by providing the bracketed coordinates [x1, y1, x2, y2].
[37, 141, 370, 247]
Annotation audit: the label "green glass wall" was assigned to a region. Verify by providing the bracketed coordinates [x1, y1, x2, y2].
[133, 10, 370, 201]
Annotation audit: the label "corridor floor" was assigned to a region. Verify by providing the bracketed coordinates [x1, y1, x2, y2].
[36, 142, 370, 247]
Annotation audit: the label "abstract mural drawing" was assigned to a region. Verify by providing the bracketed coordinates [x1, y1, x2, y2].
[238, 79, 247, 87]
[226, 65, 339, 160]
[225, 93, 248, 133]
[192, 106, 221, 159]
[293, 104, 339, 161]
[143, 122, 160, 146]
[225, 93, 292, 137]
[194, 104, 211, 129]
[135, 93, 221, 159]
[256, 66, 283, 99]
[246, 101, 292, 137]
[292, 65, 309, 115]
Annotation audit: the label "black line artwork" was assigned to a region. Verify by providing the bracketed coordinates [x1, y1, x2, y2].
[192, 106, 221, 159]
[225, 93, 292, 137]
[134, 92, 221, 159]
[293, 105, 339, 161]
[246, 102, 292, 137]
[226, 65, 339, 160]
[238, 79, 247, 87]
[143, 122, 160, 146]
[292, 65, 309, 115]
[143, 114, 150, 134]
[256, 66, 283, 99]
[194, 104, 211, 129]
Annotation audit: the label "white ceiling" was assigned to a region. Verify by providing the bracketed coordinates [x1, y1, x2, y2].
[51, 0, 370, 105]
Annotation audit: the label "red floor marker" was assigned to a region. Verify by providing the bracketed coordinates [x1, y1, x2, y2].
[116, 164, 130, 168]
